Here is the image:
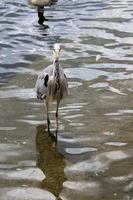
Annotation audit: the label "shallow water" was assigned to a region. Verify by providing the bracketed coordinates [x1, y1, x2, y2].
[0, 0, 133, 199]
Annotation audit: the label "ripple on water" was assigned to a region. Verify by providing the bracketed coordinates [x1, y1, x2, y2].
[0, 143, 25, 163]
[105, 142, 127, 147]
[62, 180, 101, 199]
[65, 150, 130, 174]
[0, 167, 45, 182]
[0, 188, 56, 200]
[0, 0, 133, 199]
[0, 127, 16, 131]
[0, 88, 36, 99]
[65, 147, 97, 155]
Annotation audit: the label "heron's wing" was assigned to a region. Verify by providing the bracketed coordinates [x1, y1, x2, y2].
[35, 72, 49, 100]
[35, 64, 54, 100]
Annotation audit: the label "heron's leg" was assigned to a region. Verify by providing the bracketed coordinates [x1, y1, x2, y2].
[37, 6, 48, 25]
[55, 101, 59, 141]
[45, 100, 50, 136]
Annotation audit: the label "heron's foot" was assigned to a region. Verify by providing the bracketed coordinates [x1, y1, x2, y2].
[38, 22, 49, 29]
[38, 16, 48, 25]
[49, 132, 57, 143]
[44, 17, 48, 21]
[42, 24, 49, 29]
[55, 130, 58, 142]
[47, 128, 51, 136]
[47, 117, 51, 136]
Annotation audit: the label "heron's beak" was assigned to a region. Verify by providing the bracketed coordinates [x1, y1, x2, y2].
[53, 49, 60, 61]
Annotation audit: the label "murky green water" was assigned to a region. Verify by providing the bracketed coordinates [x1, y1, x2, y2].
[0, 0, 133, 199]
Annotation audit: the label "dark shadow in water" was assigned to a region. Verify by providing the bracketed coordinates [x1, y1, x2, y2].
[36, 125, 66, 200]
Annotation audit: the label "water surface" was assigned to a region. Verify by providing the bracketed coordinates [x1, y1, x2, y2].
[0, 0, 133, 199]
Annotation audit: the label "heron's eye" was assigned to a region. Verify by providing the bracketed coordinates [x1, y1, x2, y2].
[44, 74, 49, 87]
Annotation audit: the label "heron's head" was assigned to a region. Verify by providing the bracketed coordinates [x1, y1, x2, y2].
[53, 43, 61, 62]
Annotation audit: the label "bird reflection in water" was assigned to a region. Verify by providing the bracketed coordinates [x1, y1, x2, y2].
[36, 125, 66, 200]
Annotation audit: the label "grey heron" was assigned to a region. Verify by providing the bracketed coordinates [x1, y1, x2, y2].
[35, 44, 68, 141]
[28, 0, 57, 26]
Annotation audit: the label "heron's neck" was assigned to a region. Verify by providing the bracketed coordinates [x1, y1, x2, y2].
[54, 59, 60, 74]
[54, 59, 60, 88]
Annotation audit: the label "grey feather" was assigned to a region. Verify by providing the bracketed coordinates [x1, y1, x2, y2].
[35, 64, 68, 101]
